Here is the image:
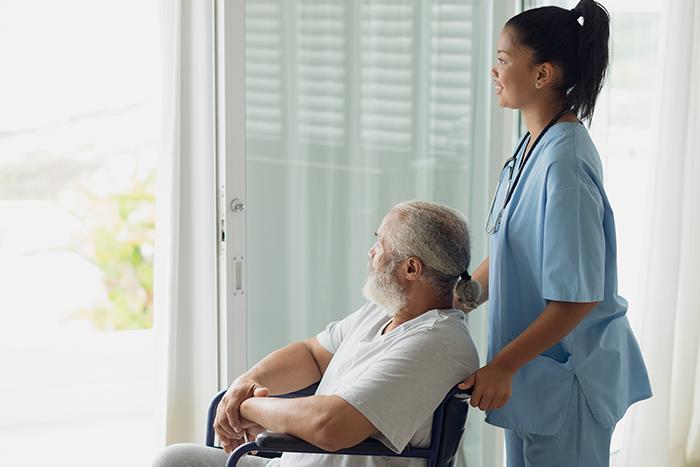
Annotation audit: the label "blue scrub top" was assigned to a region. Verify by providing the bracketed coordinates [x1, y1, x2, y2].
[485, 122, 652, 435]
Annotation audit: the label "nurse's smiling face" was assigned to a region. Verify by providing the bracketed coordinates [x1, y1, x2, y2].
[491, 27, 540, 110]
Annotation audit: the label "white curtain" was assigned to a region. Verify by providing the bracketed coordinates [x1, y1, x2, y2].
[620, 1, 700, 466]
[153, 0, 219, 446]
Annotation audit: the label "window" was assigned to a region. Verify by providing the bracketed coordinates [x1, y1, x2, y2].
[0, 1, 162, 465]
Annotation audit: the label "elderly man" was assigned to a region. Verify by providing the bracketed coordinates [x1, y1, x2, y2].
[153, 201, 480, 467]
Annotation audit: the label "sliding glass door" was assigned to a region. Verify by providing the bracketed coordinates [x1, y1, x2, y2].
[216, 0, 516, 465]
[244, 0, 488, 368]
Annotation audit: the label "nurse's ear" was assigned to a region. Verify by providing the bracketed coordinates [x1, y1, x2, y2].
[534, 61, 557, 89]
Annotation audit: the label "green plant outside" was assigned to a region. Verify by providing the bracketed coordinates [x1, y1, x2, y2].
[71, 171, 155, 331]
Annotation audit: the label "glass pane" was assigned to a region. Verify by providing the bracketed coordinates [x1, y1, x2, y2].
[0, 1, 162, 465]
[244, 1, 491, 465]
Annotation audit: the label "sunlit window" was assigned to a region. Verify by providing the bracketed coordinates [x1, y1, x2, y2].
[0, 1, 161, 465]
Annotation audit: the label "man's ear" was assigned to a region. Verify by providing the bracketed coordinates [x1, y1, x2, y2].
[404, 257, 423, 281]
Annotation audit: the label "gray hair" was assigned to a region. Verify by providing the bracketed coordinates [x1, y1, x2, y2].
[386, 200, 481, 309]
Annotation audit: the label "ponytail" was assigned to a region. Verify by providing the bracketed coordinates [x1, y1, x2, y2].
[505, 0, 610, 124]
[568, 0, 610, 123]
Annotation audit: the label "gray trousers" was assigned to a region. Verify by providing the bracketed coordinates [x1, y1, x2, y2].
[151, 443, 277, 467]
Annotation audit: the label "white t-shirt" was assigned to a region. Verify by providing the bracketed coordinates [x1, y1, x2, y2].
[277, 301, 480, 467]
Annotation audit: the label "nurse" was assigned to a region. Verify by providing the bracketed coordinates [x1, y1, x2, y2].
[456, 1, 652, 466]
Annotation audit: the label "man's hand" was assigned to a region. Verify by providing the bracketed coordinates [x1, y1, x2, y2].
[459, 361, 514, 411]
[243, 420, 267, 440]
[220, 434, 243, 454]
[220, 418, 267, 454]
[214, 378, 270, 445]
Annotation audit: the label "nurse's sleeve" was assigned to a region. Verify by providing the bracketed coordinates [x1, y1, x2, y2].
[542, 182, 605, 303]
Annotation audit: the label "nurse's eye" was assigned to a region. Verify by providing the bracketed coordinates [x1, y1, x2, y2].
[497, 57, 506, 64]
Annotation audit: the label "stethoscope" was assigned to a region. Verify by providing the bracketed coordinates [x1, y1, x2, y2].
[485, 108, 572, 234]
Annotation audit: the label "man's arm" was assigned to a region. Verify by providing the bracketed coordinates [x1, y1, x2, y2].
[240, 394, 377, 452]
[240, 323, 478, 454]
[214, 337, 332, 443]
[241, 337, 332, 395]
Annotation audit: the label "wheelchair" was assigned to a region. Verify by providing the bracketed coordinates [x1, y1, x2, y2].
[206, 382, 472, 467]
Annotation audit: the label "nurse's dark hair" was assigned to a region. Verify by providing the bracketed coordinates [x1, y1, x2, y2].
[506, 0, 610, 124]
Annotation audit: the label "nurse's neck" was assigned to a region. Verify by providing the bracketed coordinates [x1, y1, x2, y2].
[521, 96, 578, 152]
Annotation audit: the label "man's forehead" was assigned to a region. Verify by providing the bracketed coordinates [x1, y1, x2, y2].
[378, 209, 401, 234]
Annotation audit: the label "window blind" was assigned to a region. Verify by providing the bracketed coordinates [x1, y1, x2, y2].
[244, 0, 475, 158]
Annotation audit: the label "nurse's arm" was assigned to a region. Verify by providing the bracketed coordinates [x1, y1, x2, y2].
[472, 257, 489, 305]
[492, 300, 600, 372]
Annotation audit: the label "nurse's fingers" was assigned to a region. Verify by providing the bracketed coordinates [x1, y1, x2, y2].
[494, 392, 510, 409]
[492, 394, 505, 409]
[479, 393, 496, 411]
[469, 388, 483, 408]
[459, 373, 476, 391]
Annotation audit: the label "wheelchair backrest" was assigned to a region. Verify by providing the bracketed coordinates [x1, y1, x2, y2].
[430, 387, 471, 467]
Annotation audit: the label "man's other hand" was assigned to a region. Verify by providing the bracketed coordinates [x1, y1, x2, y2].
[214, 378, 269, 444]
[220, 418, 267, 454]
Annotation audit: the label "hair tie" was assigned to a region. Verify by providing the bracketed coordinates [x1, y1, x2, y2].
[460, 271, 471, 282]
[569, 8, 581, 19]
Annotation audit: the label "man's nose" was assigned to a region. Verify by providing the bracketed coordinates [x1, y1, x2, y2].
[368, 245, 375, 260]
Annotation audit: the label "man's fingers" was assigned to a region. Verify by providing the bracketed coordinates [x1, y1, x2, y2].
[225, 402, 243, 434]
[221, 433, 248, 454]
[220, 435, 233, 454]
[216, 402, 243, 440]
[215, 395, 241, 439]
[253, 386, 269, 397]
[215, 421, 242, 441]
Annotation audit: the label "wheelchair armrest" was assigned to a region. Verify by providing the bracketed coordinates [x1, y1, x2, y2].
[273, 382, 319, 399]
[255, 431, 398, 456]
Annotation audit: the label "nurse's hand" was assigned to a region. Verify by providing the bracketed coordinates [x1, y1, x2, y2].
[459, 361, 514, 411]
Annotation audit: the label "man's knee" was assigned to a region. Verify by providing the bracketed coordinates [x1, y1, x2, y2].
[151, 443, 213, 467]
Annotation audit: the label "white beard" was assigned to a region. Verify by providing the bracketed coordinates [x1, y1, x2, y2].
[362, 259, 407, 316]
